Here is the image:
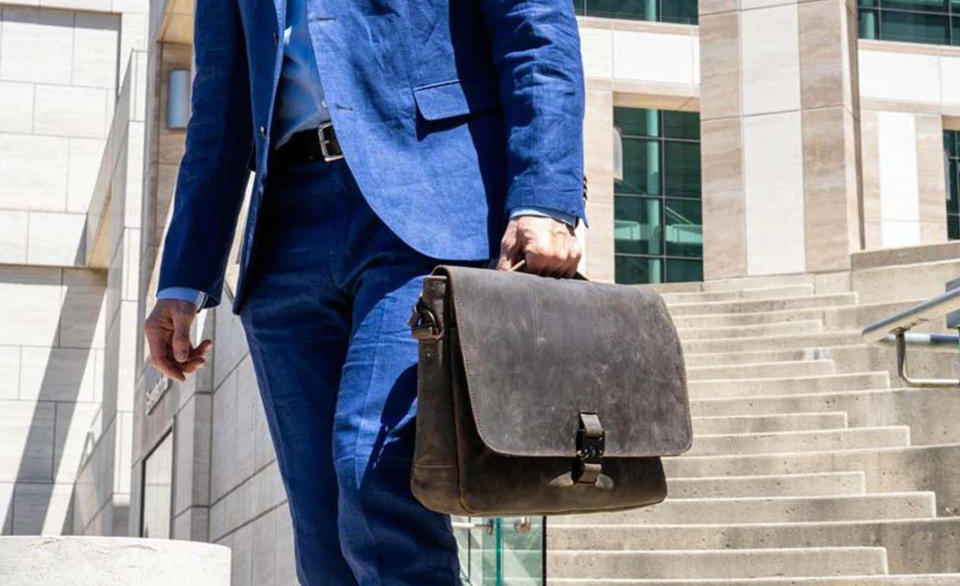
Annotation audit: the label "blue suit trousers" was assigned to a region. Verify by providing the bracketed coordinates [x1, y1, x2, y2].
[239, 158, 469, 585]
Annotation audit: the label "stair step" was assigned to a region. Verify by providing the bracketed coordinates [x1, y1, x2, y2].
[684, 348, 835, 368]
[667, 471, 865, 498]
[692, 412, 848, 434]
[668, 293, 858, 316]
[689, 388, 903, 420]
[687, 427, 910, 457]
[546, 518, 960, 575]
[661, 284, 815, 304]
[553, 493, 936, 525]
[683, 332, 863, 353]
[673, 307, 833, 329]
[549, 576, 960, 585]
[688, 360, 836, 381]
[547, 547, 888, 580]
[679, 320, 822, 340]
[688, 372, 890, 399]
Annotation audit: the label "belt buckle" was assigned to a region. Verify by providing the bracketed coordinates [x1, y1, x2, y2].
[317, 121, 344, 163]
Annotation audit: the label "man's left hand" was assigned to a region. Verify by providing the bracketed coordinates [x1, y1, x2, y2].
[496, 216, 581, 278]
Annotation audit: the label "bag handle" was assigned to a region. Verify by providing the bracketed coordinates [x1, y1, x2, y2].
[504, 258, 589, 281]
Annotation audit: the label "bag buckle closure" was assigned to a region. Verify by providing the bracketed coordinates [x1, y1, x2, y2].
[574, 412, 604, 484]
[409, 298, 443, 341]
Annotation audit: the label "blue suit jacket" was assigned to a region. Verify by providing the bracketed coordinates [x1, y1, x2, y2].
[158, 0, 586, 312]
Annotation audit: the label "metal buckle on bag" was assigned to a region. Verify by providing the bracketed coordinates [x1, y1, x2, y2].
[409, 298, 443, 341]
[317, 121, 344, 162]
[573, 412, 604, 484]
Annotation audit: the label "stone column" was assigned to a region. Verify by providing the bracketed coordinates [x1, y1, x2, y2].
[582, 83, 616, 282]
[699, 0, 863, 279]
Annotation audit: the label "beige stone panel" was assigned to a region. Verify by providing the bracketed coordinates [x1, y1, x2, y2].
[39, 0, 110, 10]
[699, 0, 740, 15]
[612, 30, 697, 85]
[34, 85, 109, 139]
[157, 131, 186, 165]
[860, 111, 881, 249]
[0, 82, 34, 133]
[914, 114, 947, 243]
[27, 211, 86, 266]
[743, 111, 806, 275]
[0, 266, 62, 347]
[19, 346, 96, 402]
[0, 401, 55, 483]
[580, 26, 613, 79]
[802, 107, 856, 272]
[942, 55, 960, 107]
[701, 117, 747, 279]
[741, 4, 801, 116]
[72, 12, 120, 88]
[877, 111, 920, 248]
[0, 346, 19, 400]
[0, 7, 73, 84]
[67, 138, 107, 213]
[0, 133, 69, 211]
[584, 88, 614, 282]
[0, 210, 29, 264]
[858, 50, 941, 104]
[699, 12, 741, 121]
[798, 0, 846, 109]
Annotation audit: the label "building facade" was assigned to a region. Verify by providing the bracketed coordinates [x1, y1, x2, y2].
[1, 0, 960, 583]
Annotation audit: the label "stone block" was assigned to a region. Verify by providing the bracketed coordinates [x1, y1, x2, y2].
[19, 346, 96, 402]
[0, 347, 19, 400]
[0, 211, 28, 265]
[11, 482, 72, 534]
[0, 7, 73, 85]
[67, 138, 107, 213]
[741, 4, 801, 115]
[53, 401, 99, 483]
[0, 536, 231, 585]
[0, 82, 34, 133]
[210, 370, 237, 501]
[59, 268, 106, 350]
[0, 401, 54, 483]
[0, 133, 68, 212]
[234, 356, 258, 484]
[250, 509, 277, 586]
[72, 12, 120, 89]
[34, 85, 109, 140]
[26, 211, 85, 266]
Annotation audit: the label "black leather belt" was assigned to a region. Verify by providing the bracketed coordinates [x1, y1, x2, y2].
[271, 121, 344, 167]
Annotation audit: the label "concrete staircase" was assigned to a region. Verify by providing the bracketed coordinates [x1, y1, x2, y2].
[547, 279, 960, 584]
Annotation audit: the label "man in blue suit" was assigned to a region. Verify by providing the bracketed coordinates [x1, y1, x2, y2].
[145, 0, 585, 582]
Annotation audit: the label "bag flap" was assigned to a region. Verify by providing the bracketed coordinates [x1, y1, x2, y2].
[436, 266, 691, 459]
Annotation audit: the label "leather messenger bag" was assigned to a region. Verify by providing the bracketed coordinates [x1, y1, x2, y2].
[407, 265, 692, 516]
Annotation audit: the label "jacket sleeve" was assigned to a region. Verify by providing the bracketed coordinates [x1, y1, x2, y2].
[476, 0, 586, 221]
[157, 0, 253, 310]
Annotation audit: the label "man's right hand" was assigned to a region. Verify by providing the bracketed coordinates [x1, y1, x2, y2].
[145, 299, 212, 382]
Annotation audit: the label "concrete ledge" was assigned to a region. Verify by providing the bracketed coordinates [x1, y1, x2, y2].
[0, 537, 230, 585]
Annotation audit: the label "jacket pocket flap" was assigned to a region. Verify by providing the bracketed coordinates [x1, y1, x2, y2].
[412, 77, 500, 121]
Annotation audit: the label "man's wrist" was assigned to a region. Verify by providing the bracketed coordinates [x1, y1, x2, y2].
[157, 287, 207, 309]
[509, 206, 579, 229]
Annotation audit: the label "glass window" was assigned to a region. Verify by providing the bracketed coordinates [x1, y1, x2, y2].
[858, 1, 960, 45]
[140, 432, 174, 538]
[615, 108, 702, 284]
[575, 0, 698, 24]
[946, 131, 960, 240]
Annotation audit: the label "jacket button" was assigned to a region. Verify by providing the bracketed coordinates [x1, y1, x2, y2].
[259, 125, 266, 137]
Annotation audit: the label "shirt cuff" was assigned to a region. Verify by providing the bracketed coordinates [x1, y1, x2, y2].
[509, 207, 579, 228]
[157, 287, 207, 308]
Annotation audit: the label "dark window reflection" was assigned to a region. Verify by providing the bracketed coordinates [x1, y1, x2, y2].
[858, 0, 960, 45]
[615, 107, 702, 284]
[573, 0, 698, 24]
[946, 131, 960, 240]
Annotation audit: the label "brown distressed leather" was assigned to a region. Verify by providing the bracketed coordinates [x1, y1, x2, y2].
[409, 265, 691, 516]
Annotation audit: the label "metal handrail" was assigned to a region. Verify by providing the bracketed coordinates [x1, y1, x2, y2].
[861, 287, 960, 387]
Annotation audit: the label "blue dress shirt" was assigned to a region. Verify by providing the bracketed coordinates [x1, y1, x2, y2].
[157, 0, 578, 307]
